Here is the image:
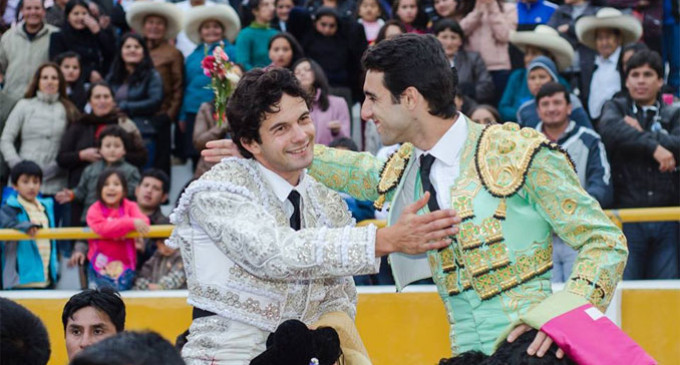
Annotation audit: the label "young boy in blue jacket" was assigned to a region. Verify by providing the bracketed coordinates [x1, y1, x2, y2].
[0, 161, 57, 289]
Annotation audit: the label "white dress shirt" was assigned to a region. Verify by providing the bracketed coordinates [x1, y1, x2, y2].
[256, 163, 309, 224]
[412, 114, 468, 210]
[588, 46, 622, 119]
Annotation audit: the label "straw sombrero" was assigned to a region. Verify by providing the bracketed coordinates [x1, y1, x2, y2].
[126, 1, 183, 40]
[575, 7, 642, 51]
[184, 4, 241, 44]
[509, 25, 574, 71]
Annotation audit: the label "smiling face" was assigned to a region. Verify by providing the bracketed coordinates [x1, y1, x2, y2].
[199, 20, 225, 44]
[361, 70, 414, 146]
[241, 93, 315, 185]
[121, 37, 144, 66]
[90, 85, 116, 116]
[269, 37, 293, 68]
[21, 0, 45, 29]
[143, 15, 168, 41]
[396, 0, 417, 24]
[595, 28, 622, 59]
[60, 57, 82, 83]
[100, 173, 125, 207]
[436, 28, 463, 59]
[275, 0, 293, 21]
[537, 92, 571, 128]
[67, 4, 88, 30]
[626, 63, 663, 106]
[434, 0, 456, 18]
[527, 67, 553, 96]
[65, 307, 118, 360]
[38, 66, 60, 95]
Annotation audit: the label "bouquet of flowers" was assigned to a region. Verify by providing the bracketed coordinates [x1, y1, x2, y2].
[201, 44, 240, 127]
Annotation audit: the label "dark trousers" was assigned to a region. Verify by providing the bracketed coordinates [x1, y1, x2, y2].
[490, 70, 511, 106]
[174, 112, 199, 169]
[622, 221, 679, 280]
[151, 114, 172, 179]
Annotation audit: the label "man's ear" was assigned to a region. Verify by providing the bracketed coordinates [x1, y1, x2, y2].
[401, 86, 420, 111]
[240, 137, 260, 157]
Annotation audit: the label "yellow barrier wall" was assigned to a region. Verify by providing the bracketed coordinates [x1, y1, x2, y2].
[10, 288, 679, 365]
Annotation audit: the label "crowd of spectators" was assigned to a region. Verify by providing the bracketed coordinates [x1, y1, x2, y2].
[0, 0, 678, 293]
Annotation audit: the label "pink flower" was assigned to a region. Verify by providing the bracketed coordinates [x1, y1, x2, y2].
[213, 46, 229, 62]
[201, 55, 216, 75]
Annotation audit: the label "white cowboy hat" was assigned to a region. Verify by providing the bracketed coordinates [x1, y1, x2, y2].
[184, 4, 241, 44]
[126, 1, 183, 40]
[509, 25, 575, 71]
[575, 7, 642, 51]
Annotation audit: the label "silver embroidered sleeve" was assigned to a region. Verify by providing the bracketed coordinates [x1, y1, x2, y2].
[189, 191, 380, 281]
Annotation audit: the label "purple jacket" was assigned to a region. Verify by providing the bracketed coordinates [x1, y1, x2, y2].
[310, 90, 351, 146]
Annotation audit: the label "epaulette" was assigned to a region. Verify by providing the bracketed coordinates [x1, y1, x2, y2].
[374, 143, 414, 210]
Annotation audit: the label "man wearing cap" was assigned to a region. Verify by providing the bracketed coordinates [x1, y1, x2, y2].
[168, 67, 459, 364]
[127, 1, 184, 179]
[575, 7, 642, 120]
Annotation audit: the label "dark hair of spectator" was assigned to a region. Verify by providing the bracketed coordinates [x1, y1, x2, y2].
[535, 82, 570, 105]
[618, 42, 648, 75]
[625, 49, 664, 80]
[109, 33, 155, 86]
[251, 320, 342, 365]
[62, 288, 126, 333]
[86, 80, 116, 103]
[0, 298, 51, 365]
[329, 137, 359, 151]
[97, 125, 130, 153]
[19, 0, 45, 12]
[141, 168, 171, 194]
[10, 160, 43, 185]
[362, 34, 456, 119]
[226, 68, 312, 158]
[24, 62, 81, 122]
[293, 58, 332, 111]
[392, 0, 429, 31]
[70, 331, 185, 365]
[268, 32, 305, 69]
[433, 19, 465, 44]
[355, 0, 386, 20]
[95, 169, 129, 204]
[314, 7, 340, 28]
[249, 0, 265, 15]
[375, 20, 406, 44]
[469, 104, 502, 124]
[65, 0, 92, 23]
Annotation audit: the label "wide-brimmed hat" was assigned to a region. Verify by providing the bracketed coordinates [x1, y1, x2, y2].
[575, 7, 642, 51]
[126, 1, 183, 40]
[509, 25, 574, 71]
[184, 4, 241, 44]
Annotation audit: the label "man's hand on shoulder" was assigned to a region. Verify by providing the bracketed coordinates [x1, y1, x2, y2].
[375, 192, 460, 257]
[202, 139, 243, 162]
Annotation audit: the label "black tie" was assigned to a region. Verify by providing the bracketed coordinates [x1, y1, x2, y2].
[419, 154, 440, 212]
[287, 190, 301, 230]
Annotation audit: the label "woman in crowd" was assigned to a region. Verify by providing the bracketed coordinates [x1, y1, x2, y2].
[433, 0, 462, 22]
[55, 51, 88, 111]
[458, 0, 517, 103]
[49, 0, 116, 84]
[107, 33, 162, 169]
[180, 4, 241, 168]
[374, 19, 406, 43]
[294, 58, 350, 146]
[469, 104, 502, 125]
[499, 25, 574, 122]
[126, 1, 184, 179]
[434, 19, 494, 104]
[236, 0, 278, 70]
[1, 63, 79, 214]
[271, 0, 294, 32]
[268, 32, 304, 69]
[57, 81, 147, 225]
[392, 0, 429, 33]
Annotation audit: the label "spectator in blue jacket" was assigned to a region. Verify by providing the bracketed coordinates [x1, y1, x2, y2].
[534, 82, 612, 282]
[0, 161, 57, 289]
[516, 0, 557, 30]
[517, 55, 592, 129]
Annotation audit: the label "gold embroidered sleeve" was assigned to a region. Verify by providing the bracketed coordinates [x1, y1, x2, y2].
[308, 144, 384, 202]
[523, 147, 628, 312]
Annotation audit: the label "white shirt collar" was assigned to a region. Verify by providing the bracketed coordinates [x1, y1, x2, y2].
[596, 46, 621, 65]
[414, 113, 468, 166]
[256, 162, 307, 203]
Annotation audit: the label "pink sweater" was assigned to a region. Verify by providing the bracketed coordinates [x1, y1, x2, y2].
[86, 199, 149, 276]
[460, 1, 517, 71]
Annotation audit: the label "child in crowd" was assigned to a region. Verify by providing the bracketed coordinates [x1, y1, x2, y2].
[55, 51, 87, 111]
[55, 125, 140, 224]
[357, 0, 386, 44]
[132, 239, 186, 290]
[134, 168, 170, 269]
[0, 161, 57, 289]
[393, 0, 429, 33]
[84, 169, 150, 290]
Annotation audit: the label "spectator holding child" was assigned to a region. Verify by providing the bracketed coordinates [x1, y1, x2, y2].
[0, 161, 57, 289]
[55, 125, 141, 225]
[83, 169, 150, 290]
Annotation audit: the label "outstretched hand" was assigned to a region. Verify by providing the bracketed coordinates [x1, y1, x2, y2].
[375, 192, 460, 256]
[202, 139, 242, 162]
[507, 324, 565, 359]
